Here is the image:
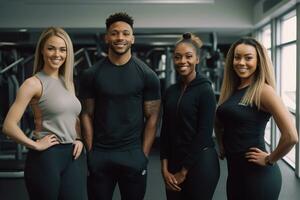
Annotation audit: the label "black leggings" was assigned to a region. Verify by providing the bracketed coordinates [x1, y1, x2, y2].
[87, 148, 148, 200]
[166, 147, 220, 200]
[226, 154, 282, 200]
[24, 144, 87, 200]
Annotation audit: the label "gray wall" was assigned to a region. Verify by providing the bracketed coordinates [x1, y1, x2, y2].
[1, 0, 296, 43]
[0, 0, 254, 33]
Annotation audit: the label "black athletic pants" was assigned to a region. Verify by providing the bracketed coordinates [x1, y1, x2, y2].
[87, 148, 148, 200]
[24, 144, 88, 200]
[166, 147, 220, 200]
[226, 153, 282, 200]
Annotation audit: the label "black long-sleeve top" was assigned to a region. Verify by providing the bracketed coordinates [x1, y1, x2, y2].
[160, 74, 216, 169]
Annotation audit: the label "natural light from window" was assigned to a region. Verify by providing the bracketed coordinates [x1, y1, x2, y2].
[279, 13, 296, 167]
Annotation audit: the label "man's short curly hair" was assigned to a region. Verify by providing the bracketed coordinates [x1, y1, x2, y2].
[106, 12, 134, 30]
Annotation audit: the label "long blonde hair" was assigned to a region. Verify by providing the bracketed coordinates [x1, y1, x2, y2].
[33, 27, 75, 93]
[218, 37, 275, 109]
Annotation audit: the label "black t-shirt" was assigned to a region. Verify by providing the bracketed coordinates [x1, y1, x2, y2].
[79, 57, 161, 151]
[216, 87, 271, 155]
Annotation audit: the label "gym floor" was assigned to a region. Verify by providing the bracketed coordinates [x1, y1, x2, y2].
[1, 142, 300, 200]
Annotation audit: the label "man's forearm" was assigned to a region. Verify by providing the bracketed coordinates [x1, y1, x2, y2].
[143, 118, 158, 156]
[80, 113, 93, 151]
[143, 99, 161, 156]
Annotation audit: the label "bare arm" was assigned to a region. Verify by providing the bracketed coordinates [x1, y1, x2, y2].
[246, 84, 298, 165]
[262, 85, 298, 163]
[73, 117, 84, 159]
[80, 98, 95, 151]
[2, 77, 59, 150]
[143, 99, 161, 156]
[75, 117, 82, 139]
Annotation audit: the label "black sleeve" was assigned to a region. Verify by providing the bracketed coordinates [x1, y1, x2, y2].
[78, 67, 96, 100]
[160, 94, 170, 160]
[144, 69, 161, 101]
[182, 83, 217, 169]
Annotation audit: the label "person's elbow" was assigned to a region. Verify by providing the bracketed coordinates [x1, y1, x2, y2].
[290, 131, 298, 145]
[2, 120, 11, 136]
[284, 130, 299, 146]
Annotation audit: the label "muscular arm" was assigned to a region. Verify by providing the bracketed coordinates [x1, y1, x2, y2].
[80, 98, 95, 151]
[143, 99, 161, 156]
[72, 117, 84, 159]
[75, 117, 82, 139]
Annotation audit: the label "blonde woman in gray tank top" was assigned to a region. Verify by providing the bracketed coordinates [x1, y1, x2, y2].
[2, 27, 87, 200]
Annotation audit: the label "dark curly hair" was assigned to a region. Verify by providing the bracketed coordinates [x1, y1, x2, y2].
[105, 12, 134, 30]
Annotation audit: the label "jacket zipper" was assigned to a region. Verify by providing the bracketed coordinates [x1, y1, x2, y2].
[176, 85, 187, 116]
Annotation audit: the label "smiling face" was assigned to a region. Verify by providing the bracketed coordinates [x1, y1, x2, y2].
[233, 43, 258, 86]
[42, 35, 67, 71]
[105, 21, 134, 56]
[173, 42, 199, 79]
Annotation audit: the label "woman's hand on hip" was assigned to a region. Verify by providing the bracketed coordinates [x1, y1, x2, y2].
[34, 134, 59, 151]
[245, 147, 269, 166]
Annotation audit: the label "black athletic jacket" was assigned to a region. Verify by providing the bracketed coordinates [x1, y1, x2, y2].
[160, 73, 216, 169]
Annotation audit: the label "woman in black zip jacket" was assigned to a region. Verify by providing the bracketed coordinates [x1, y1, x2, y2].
[160, 32, 220, 200]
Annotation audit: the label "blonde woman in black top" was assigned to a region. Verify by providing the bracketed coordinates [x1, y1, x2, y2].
[216, 37, 298, 200]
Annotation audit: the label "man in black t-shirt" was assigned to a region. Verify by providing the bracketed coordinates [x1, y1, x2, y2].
[80, 12, 161, 200]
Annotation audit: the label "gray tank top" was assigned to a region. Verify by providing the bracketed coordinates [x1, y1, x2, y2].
[31, 71, 81, 143]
